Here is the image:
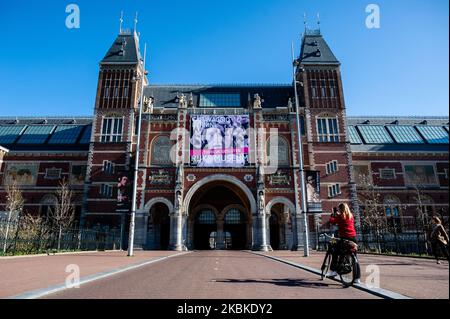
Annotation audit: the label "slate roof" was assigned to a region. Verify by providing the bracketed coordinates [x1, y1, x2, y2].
[0, 117, 92, 151]
[299, 30, 340, 65]
[347, 116, 449, 153]
[143, 84, 294, 109]
[101, 32, 141, 64]
[0, 114, 447, 153]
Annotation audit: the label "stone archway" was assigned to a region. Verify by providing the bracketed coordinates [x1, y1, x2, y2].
[145, 197, 174, 250]
[265, 197, 296, 250]
[183, 174, 257, 215]
[183, 175, 257, 250]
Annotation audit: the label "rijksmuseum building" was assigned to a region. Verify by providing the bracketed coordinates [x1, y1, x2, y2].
[0, 27, 448, 251]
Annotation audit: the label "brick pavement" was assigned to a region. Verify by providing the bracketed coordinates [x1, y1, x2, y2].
[43, 251, 378, 299]
[262, 251, 449, 299]
[0, 250, 180, 298]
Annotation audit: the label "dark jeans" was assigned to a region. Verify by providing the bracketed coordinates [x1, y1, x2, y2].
[432, 241, 449, 261]
[330, 237, 361, 280]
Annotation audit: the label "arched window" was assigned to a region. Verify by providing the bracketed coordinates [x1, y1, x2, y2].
[224, 208, 244, 224]
[196, 210, 216, 224]
[267, 136, 290, 166]
[151, 136, 172, 165]
[383, 195, 402, 233]
[40, 194, 58, 220]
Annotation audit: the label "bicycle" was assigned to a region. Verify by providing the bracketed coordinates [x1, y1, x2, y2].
[320, 234, 360, 287]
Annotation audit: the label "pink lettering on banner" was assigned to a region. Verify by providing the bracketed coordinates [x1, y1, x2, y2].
[190, 147, 248, 156]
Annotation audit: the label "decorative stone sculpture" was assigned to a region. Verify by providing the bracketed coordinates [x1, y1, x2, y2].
[188, 93, 194, 108]
[258, 191, 265, 212]
[253, 94, 263, 109]
[143, 96, 154, 113]
[175, 190, 182, 210]
[178, 93, 187, 109]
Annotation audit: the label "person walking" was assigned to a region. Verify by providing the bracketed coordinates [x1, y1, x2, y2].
[429, 216, 449, 264]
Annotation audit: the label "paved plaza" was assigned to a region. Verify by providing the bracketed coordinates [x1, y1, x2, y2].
[0, 250, 447, 299]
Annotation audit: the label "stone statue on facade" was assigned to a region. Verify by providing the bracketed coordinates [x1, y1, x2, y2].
[176, 165, 184, 186]
[175, 190, 182, 211]
[287, 98, 293, 112]
[143, 96, 154, 113]
[253, 94, 263, 109]
[178, 93, 187, 109]
[258, 191, 265, 213]
[188, 92, 194, 108]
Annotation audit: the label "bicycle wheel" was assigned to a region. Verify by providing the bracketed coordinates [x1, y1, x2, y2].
[320, 250, 332, 280]
[339, 254, 357, 287]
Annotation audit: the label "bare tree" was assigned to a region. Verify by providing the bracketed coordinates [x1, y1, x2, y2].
[406, 173, 434, 253]
[51, 179, 75, 251]
[3, 180, 24, 253]
[356, 174, 387, 252]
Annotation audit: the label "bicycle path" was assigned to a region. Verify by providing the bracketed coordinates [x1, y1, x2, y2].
[259, 251, 449, 299]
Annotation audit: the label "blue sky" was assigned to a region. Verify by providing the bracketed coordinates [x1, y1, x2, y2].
[0, 0, 448, 117]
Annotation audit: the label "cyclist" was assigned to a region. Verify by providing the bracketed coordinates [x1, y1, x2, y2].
[327, 203, 361, 283]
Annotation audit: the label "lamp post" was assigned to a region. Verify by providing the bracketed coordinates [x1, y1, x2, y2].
[128, 43, 147, 257]
[291, 42, 310, 257]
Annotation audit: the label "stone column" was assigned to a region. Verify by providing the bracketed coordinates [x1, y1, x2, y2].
[257, 189, 269, 251]
[216, 218, 225, 249]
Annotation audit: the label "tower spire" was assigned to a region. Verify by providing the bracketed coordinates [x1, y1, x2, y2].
[303, 12, 308, 32]
[119, 11, 124, 34]
[134, 12, 138, 33]
[317, 12, 321, 32]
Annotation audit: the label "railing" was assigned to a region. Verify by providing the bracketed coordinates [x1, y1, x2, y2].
[0, 219, 121, 256]
[314, 217, 449, 256]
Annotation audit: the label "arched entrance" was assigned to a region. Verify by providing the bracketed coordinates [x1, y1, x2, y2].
[265, 197, 296, 250]
[145, 198, 174, 250]
[193, 209, 217, 250]
[224, 207, 247, 250]
[269, 212, 280, 250]
[185, 175, 255, 250]
[148, 202, 170, 250]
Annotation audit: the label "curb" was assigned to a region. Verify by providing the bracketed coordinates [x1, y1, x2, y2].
[250, 252, 412, 300]
[0, 250, 123, 260]
[7, 251, 191, 299]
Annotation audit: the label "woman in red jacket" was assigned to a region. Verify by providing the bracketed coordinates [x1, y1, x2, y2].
[327, 203, 361, 282]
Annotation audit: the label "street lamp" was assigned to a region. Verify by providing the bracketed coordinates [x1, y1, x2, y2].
[128, 43, 147, 257]
[291, 42, 310, 257]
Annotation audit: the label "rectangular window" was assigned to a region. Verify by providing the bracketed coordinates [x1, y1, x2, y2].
[311, 80, 317, 98]
[100, 184, 113, 198]
[328, 184, 341, 198]
[101, 118, 123, 142]
[326, 160, 339, 175]
[329, 79, 336, 98]
[104, 87, 110, 98]
[320, 79, 327, 98]
[199, 93, 241, 107]
[317, 118, 339, 142]
[404, 165, 437, 186]
[102, 161, 115, 174]
[379, 168, 396, 180]
[44, 168, 62, 180]
[353, 165, 370, 185]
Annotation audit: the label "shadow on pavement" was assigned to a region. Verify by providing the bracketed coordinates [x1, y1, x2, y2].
[214, 278, 344, 289]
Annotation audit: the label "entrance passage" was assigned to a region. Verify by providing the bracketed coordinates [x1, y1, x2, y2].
[149, 203, 170, 250]
[194, 210, 217, 250]
[269, 213, 280, 250]
[188, 182, 251, 250]
[224, 208, 247, 250]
